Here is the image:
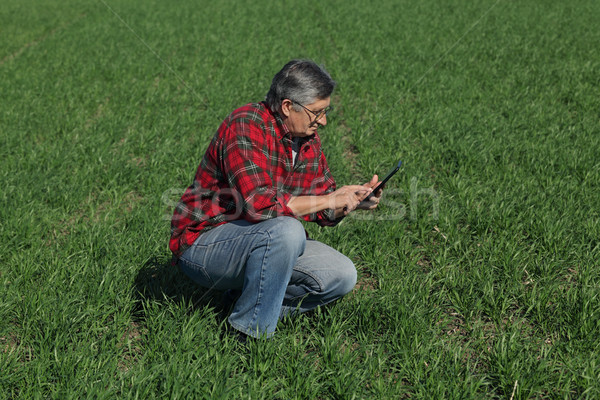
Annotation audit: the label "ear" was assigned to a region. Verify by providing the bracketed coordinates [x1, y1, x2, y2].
[280, 99, 293, 118]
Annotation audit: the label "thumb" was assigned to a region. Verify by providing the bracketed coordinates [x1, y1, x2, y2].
[370, 174, 378, 187]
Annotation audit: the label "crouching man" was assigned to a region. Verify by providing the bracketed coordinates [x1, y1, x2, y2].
[170, 59, 381, 339]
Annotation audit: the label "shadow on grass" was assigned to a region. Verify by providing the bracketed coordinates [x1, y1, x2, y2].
[133, 254, 227, 319]
[132, 254, 345, 338]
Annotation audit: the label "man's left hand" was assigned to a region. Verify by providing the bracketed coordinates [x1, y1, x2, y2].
[356, 175, 382, 210]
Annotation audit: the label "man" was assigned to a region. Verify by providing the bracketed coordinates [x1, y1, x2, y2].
[170, 59, 382, 339]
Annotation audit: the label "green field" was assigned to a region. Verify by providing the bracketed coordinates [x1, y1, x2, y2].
[1, 0, 599, 398]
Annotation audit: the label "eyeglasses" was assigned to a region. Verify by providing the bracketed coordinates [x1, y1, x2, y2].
[292, 101, 334, 125]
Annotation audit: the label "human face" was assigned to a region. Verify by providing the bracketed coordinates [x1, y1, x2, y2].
[294, 102, 334, 125]
[282, 97, 331, 138]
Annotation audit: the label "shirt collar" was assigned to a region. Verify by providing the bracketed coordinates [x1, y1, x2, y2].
[272, 108, 291, 140]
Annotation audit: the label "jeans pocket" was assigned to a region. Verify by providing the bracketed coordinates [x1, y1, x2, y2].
[178, 247, 214, 288]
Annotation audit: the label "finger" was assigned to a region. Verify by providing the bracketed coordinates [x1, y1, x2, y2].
[344, 185, 371, 192]
[356, 191, 371, 200]
[362, 175, 379, 188]
[366, 198, 380, 209]
[362, 196, 380, 205]
[371, 174, 378, 186]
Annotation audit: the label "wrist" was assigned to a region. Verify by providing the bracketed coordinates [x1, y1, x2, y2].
[325, 192, 334, 209]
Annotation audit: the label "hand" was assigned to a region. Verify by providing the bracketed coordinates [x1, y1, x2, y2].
[328, 185, 372, 216]
[357, 175, 382, 210]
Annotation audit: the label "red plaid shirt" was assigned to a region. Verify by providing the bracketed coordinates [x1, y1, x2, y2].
[169, 101, 340, 257]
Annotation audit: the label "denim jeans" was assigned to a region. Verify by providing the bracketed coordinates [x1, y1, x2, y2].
[178, 216, 357, 338]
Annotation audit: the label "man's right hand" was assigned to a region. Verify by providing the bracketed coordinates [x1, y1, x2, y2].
[328, 185, 372, 216]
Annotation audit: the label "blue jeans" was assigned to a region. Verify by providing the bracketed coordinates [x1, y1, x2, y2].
[178, 217, 357, 338]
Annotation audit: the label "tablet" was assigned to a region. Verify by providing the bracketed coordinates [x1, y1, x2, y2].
[365, 160, 402, 200]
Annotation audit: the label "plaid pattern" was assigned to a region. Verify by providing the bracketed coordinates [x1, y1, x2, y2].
[169, 102, 339, 257]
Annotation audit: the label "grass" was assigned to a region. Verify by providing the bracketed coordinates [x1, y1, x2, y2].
[1, 0, 599, 398]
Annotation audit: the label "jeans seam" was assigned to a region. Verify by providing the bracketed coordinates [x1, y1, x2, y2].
[247, 230, 271, 333]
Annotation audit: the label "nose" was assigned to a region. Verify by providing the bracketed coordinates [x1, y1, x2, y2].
[316, 114, 327, 126]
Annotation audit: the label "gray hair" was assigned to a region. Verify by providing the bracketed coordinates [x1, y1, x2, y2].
[265, 59, 336, 113]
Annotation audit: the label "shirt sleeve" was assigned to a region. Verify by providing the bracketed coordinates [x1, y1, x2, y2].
[218, 114, 296, 223]
[304, 142, 344, 227]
